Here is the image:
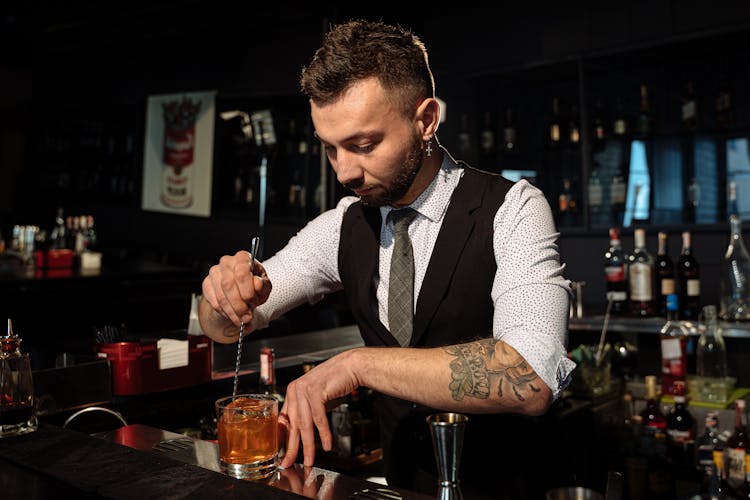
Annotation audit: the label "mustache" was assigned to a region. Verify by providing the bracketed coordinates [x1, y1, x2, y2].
[343, 178, 365, 191]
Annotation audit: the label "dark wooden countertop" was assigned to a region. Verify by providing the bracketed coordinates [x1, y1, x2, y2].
[0, 424, 432, 499]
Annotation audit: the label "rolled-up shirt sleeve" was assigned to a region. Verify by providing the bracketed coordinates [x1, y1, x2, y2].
[251, 197, 355, 330]
[492, 180, 576, 400]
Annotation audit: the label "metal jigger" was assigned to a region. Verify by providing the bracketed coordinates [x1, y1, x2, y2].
[427, 412, 468, 500]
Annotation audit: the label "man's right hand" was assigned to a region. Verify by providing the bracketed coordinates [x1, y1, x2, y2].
[199, 250, 272, 343]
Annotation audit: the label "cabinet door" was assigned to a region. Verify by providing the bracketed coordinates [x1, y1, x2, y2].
[585, 29, 749, 229]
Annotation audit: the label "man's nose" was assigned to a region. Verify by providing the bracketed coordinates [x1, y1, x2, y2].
[334, 152, 364, 187]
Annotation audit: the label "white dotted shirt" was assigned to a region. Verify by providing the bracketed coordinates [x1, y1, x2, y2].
[253, 148, 575, 399]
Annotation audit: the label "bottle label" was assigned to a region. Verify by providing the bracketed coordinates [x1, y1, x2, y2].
[559, 194, 569, 212]
[666, 294, 679, 312]
[607, 291, 627, 301]
[614, 120, 626, 135]
[714, 449, 724, 474]
[687, 279, 701, 297]
[660, 278, 675, 295]
[260, 351, 272, 384]
[667, 428, 693, 443]
[630, 263, 653, 301]
[726, 447, 746, 487]
[550, 124, 560, 143]
[481, 131, 494, 152]
[682, 101, 696, 121]
[697, 444, 714, 469]
[589, 183, 603, 206]
[661, 337, 687, 380]
[605, 264, 625, 282]
[611, 179, 626, 204]
[661, 337, 683, 361]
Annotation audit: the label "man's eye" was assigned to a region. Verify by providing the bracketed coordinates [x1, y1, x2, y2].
[353, 144, 374, 153]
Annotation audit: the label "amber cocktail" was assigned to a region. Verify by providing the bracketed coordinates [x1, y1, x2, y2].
[216, 394, 279, 479]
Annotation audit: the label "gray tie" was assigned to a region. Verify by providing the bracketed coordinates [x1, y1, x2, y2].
[388, 208, 418, 346]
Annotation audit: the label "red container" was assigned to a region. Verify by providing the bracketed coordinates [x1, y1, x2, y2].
[96, 335, 212, 395]
[35, 249, 75, 269]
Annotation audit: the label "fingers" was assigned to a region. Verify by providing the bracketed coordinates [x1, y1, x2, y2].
[280, 402, 301, 469]
[282, 380, 334, 468]
[202, 251, 270, 326]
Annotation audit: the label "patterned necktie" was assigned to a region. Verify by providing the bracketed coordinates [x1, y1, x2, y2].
[388, 208, 418, 346]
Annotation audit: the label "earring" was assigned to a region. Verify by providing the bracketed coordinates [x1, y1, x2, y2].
[425, 138, 433, 157]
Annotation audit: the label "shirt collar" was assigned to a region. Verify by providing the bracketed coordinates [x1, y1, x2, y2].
[380, 146, 463, 224]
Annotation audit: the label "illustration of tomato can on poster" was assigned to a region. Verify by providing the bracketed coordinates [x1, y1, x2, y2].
[142, 90, 216, 217]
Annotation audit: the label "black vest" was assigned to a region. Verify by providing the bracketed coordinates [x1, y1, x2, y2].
[339, 166, 551, 497]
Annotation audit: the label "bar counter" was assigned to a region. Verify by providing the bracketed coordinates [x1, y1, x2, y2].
[0, 424, 432, 499]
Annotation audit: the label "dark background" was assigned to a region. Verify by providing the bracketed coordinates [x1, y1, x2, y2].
[2, 2, 750, 334]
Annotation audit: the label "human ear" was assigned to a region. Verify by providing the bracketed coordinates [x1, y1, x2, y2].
[415, 98, 440, 140]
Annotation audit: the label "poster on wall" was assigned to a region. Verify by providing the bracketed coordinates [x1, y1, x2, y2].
[141, 90, 217, 217]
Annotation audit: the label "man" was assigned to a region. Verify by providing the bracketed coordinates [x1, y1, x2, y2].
[200, 20, 574, 498]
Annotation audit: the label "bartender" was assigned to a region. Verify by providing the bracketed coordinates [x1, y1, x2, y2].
[200, 19, 574, 499]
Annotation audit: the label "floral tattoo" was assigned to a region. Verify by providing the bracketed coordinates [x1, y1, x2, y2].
[444, 339, 541, 402]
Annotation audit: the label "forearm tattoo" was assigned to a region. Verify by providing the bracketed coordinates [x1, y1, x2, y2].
[444, 339, 541, 402]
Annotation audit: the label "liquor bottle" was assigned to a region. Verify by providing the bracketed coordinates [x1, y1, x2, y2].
[677, 231, 701, 321]
[636, 84, 653, 138]
[628, 228, 655, 317]
[640, 375, 674, 499]
[610, 170, 627, 226]
[656, 232, 677, 319]
[715, 70, 734, 130]
[681, 80, 698, 133]
[558, 178, 577, 226]
[286, 118, 307, 218]
[592, 96, 607, 148]
[65, 215, 77, 251]
[696, 305, 728, 403]
[727, 180, 738, 219]
[613, 96, 628, 137]
[666, 380, 696, 481]
[618, 391, 640, 474]
[549, 97, 562, 147]
[695, 412, 721, 495]
[568, 103, 581, 146]
[86, 215, 97, 251]
[640, 375, 668, 455]
[259, 347, 284, 404]
[685, 178, 701, 224]
[588, 169, 603, 221]
[331, 402, 353, 457]
[479, 110, 496, 169]
[723, 399, 748, 498]
[604, 227, 628, 315]
[660, 313, 690, 397]
[50, 207, 67, 250]
[502, 107, 517, 152]
[720, 214, 750, 321]
[75, 215, 87, 255]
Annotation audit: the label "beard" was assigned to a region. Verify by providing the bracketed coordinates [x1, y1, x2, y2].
[355, 133, 424, 207]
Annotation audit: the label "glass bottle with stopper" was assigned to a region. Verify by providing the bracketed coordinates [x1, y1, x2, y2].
[696, 305, 730, 403]
[0, 319, 38, 438]
[720, 214, 750, 321]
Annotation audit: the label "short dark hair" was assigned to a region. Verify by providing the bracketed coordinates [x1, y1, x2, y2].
[300, 20, 435, 118]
